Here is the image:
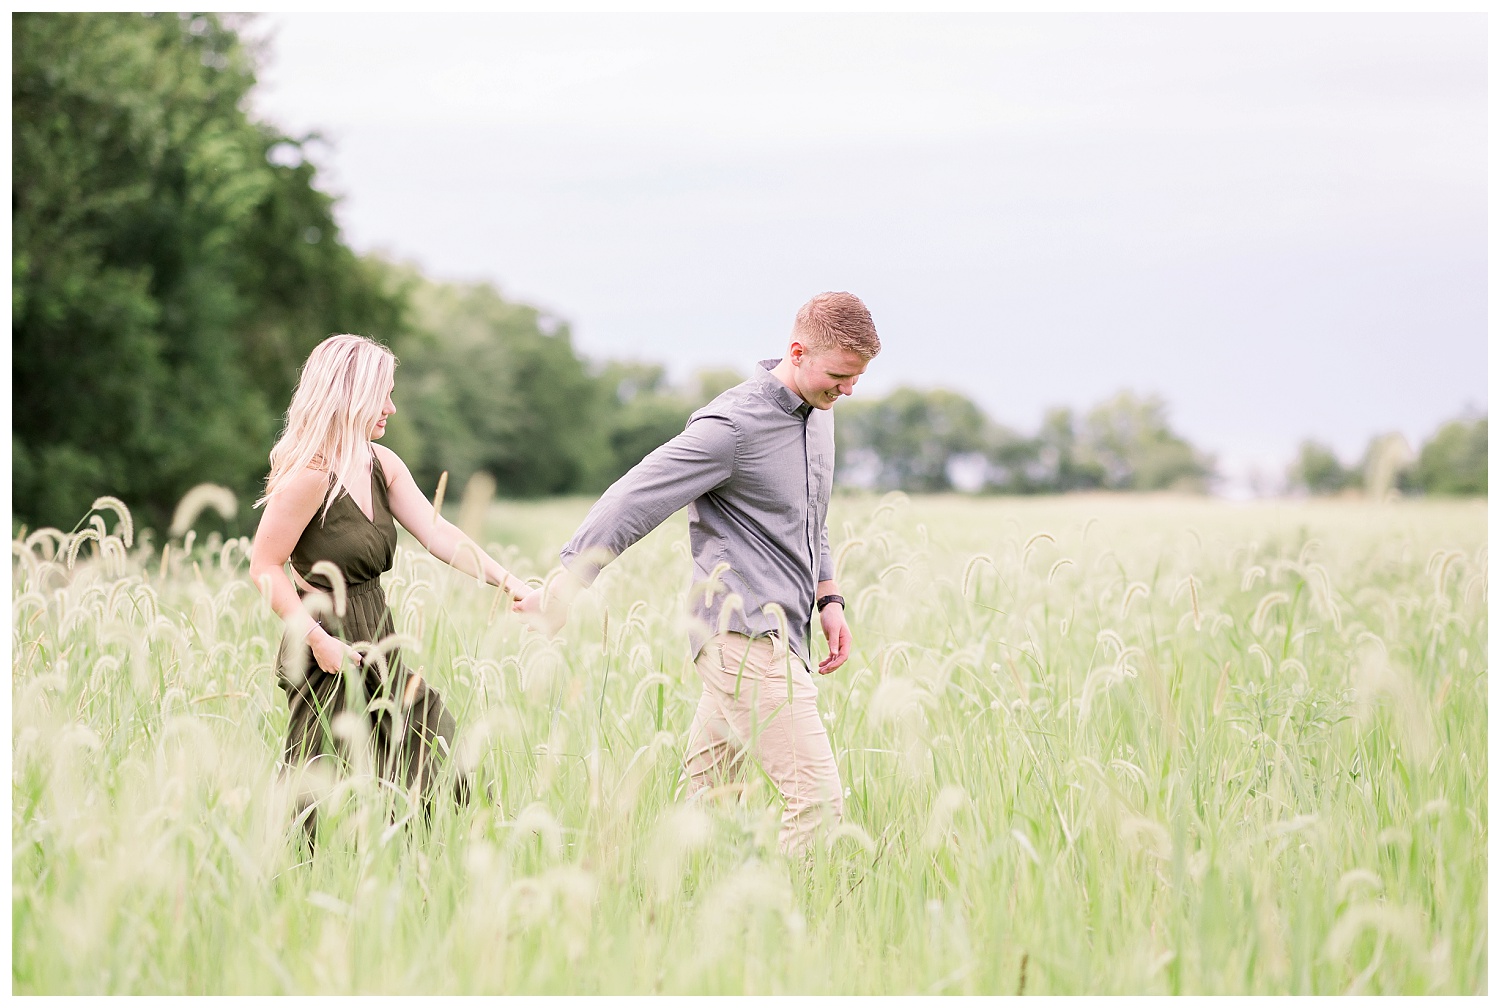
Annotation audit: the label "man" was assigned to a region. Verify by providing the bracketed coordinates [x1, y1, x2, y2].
[516, 291, 880, 854]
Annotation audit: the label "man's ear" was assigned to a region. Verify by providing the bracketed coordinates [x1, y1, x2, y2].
[788, 339, 807, 364]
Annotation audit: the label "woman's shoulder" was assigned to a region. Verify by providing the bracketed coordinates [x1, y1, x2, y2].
[258, 464, 332, 526]
[370, 443, 410, 486]
[278, 465, 334, 501]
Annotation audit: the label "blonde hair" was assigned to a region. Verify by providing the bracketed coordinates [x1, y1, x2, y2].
[257, 333, 397, 519]
[793, 292, 881, 358]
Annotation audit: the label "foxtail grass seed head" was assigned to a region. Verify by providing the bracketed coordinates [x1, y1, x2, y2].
[1047, 557, 1074, 584]
[308, 560, 348, 617]
[962, 553, 995, 597]
[87, 496, 134, 548]
[431, 470, 449, 526]
[1251, 591, 1290, 636]
[169, 483, 238, 539]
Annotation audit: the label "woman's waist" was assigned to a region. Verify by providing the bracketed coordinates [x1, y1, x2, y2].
[297, 574, 386, 599]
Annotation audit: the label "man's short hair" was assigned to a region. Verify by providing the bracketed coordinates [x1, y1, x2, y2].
[794, 292, 881, 358]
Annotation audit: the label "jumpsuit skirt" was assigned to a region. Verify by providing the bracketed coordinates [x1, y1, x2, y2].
[274, 453, 470, 811]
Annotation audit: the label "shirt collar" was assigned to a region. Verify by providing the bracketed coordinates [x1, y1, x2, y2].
[756, 358, 811, 417]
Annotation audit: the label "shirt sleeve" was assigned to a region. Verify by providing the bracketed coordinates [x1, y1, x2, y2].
[818, 519, 833, 585]
[559, 414, 737, 585]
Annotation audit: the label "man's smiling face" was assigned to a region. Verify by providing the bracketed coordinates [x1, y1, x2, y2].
[790, 344, 870, 410]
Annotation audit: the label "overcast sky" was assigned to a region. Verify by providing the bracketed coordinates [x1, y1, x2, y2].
[249, 13, 1486, 491]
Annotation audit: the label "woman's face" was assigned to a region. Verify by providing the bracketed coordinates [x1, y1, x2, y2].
[371, 381, 396, 440]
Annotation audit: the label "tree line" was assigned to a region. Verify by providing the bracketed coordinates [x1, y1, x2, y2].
[833, 389, 1486, 498]
[11, 14, 1485, 538]
[834, 389, 1215, 494]
[1287, 420, 1487, 498]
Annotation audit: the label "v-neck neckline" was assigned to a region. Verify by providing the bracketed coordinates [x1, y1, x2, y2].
[348, 454, 381, 526]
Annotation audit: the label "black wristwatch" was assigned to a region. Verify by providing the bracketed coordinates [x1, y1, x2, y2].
[816, 594, 845, 612]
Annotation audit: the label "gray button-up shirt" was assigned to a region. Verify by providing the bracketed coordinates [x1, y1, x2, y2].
[560, 358, 835, 663]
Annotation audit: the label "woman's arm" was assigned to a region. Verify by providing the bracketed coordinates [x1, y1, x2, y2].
[373, 444, 531, 600]
[248, 468, 357, 674]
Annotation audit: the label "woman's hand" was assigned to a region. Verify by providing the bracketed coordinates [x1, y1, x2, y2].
[308, 625, 356, 674]
[513, 570, 582, 638]
[513, 586, 562, 635]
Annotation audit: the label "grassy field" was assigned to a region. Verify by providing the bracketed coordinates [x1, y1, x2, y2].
[12, 492, 1487, 994]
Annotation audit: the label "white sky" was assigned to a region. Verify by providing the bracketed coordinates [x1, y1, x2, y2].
[248, 13, 1486, 490]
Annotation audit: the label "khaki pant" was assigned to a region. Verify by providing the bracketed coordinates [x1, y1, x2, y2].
[683, 632, 844, 853]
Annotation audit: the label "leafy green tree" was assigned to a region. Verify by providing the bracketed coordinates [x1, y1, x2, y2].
[1033, 407, 1107, 492]
[836, 388, 988, 492]
[12, 13, 401, 532]
[832, 390, 1216, 495]
[588, 363, 748, 488]
[386, 272, 613, 498]
[1410, 417, 1486, 496]
[977, 425, 1044, 493]
[1287, 440, 1357, 495]
[1079, 392, 1213, 492]
[691, 368, 744, 406]
[375, 264, 748, 500]
[591, 362, 693, 489]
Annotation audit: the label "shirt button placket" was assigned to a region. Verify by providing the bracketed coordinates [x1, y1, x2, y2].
[805, 418, 818, 576]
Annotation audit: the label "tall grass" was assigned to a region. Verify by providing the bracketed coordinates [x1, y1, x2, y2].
[12, 493, 1486, 993]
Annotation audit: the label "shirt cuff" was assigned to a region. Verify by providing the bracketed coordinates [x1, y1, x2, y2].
[558, 544, 604, 587]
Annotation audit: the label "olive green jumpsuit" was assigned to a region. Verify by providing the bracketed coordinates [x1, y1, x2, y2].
[275, 453, 470, 825]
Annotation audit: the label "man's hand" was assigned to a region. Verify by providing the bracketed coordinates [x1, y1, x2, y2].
[513, 571, 579, 637]
[512, 585, 563, 636]
[817, 603, 851, 674]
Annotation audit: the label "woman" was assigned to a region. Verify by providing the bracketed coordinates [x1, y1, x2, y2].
[249, 333, 529, 836]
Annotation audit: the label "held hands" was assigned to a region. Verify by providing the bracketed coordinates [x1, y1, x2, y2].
[818, 602, 852, 675]
[501, 575, 535, 606]
[513, 570, 581, 637]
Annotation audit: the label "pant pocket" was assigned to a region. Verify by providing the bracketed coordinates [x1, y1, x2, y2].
[708, 632, 773, 693]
